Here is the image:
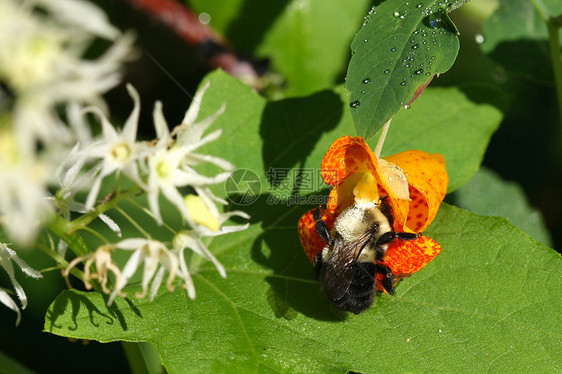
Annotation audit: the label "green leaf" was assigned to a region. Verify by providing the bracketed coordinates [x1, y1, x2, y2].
[345, 0, 465, 139]
[534, 0, 562, 19]
[44, 71, 516, 372]
[45, 203, 562, 373]
[451, 167, 552, 246]
[187, 0, 371, 97]
[256, 0, 371, 96]
[480, 0, 562, 83]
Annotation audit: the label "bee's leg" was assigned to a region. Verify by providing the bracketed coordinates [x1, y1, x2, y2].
[375, 264, 396, 295]
[378, 231, 420, 245]
[396, 231, 421, 241]
[313, 253, 324, 277]
[313, 207, 332, 243]
[375, 231, 421, 260]
[379, 196, 395, 227]
[376, 231, 397, 245]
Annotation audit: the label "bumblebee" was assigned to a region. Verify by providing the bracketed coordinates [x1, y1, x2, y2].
[313, 198, 419, 314]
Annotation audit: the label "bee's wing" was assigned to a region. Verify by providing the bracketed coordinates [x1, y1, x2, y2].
[319, 229, 375, 302]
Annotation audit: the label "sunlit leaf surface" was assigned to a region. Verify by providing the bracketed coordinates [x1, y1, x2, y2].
[44, 71, 562, 373]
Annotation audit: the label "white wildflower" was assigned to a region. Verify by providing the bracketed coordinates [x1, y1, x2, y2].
[63, 245, 123, 295]
[107, 239, 187, 305]
[81, 85, 145, 209]
[145, 82, 232, 225]
[0, 121, 52, 244]
[0, 0, 134, 155]
[0, 243, 43, 325]
[0, 0, 133, 245]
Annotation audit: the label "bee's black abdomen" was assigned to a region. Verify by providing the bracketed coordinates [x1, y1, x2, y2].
[332, 262, 377, 314]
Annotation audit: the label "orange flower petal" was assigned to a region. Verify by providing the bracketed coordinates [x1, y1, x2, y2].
[297, 208, 335, 263]
[321, 136, 378, 186]
[381, 236, 442, 278]
[384, 150, 448, 232]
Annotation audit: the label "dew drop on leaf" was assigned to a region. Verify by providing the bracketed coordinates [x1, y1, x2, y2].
[362, 78, 371, 84]
[391, 47, 397, 52]
[429, 13, 441, 28]
[384, 69, 390, 74]
[350, 100, 361, 108]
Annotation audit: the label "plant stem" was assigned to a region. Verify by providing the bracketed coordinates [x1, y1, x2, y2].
[68, 186, 139, 233]
[122, 342, 162, 374]
[374, 118, 392, 158]
[36, 243, 85, 283]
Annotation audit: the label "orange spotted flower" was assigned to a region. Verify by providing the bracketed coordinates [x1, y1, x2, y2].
[298, 135, 448, 290]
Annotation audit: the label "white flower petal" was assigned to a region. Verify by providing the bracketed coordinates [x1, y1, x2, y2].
[152, 101, 170, 145]
[182, 81, 210, 126]
[122, 84, 140, 143]
[0, 289, 21, 326]
[177, 247, 196, 299]
[115, 238, 149, 250]
[186, 153, 234, 171]
[34, 0, 120, 40]
[149, 266, 165, 301]
[5, 247, 43, 279]
[99, 214, 122, 238]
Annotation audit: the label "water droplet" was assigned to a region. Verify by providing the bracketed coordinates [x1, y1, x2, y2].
[361, 90, 366, 94]
[362, 78, 371, 84]
[384, 69, 390, 74]
[391, 47, 397, 52]
[415, 68, 423, 74]
[429, 13, 441, 28]
[198, 12, 211, 25]
[475, 34, 485, 44]
[412, 44, 419, 49]
[364, 39, 368, 42]
[350, 101, 361, 108]
[404, 104, 411, 109]
[417, 3, 424, 7]
[400, 82, 406, 86]
[393, 11, 401, 17]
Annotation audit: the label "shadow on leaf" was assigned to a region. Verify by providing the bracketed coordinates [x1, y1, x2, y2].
[45, 290, 115, 332]
[226, 192, 346, 321]
[260, 89, 343, 189]
[45, 289, 144, 334]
